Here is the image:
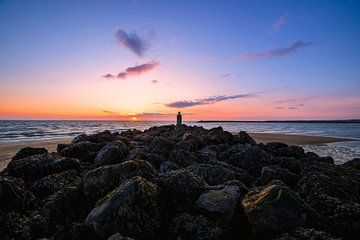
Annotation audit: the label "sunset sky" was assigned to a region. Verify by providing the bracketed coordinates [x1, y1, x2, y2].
[0, 0, 359, 120]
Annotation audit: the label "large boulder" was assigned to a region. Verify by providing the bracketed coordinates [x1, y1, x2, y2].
[272, 227, 342, 240]
[208, 127, 234, 145]
[179, 132, 203, 151]
[234, 131, 257, 145]
[223, 144, 269, 176]
[272, 146, 306, 159]
[169, 213, 225, 240]
[82, 160, 157, 202]
[94, 141, 129, 167]
[72, 130, 114, 143]
[186, 162, 254, 187]
[12, 147, 48, 161]
[6, 153, 81, 182]
[30, 170, 81, 199]
[168, 149, 199, 168]
[243, 184, 319, 238]
[59, 141, 104, 162]
[341, 158, 360, 170]
[259, 165, 299, 188]
[85, 177, 162, 239]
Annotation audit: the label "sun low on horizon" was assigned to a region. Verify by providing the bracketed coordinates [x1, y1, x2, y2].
[0, 0, 359, 121]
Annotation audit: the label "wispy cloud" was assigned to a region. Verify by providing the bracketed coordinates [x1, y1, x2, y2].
[238, 41, 314, 61]
[269, 13, 289, 33]
[150, 79, 159, 84]
[103, 61, 160, 80]
[274, 104, 305, 110]
[273, 97, 312, 104]
[165, 93, 256, 108]
[102, 111, 192, 119]
[114, 28, 149, 57]
[220, 73, 232, 78]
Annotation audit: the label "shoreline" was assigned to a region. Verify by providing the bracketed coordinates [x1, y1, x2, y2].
[0, 133, 354, 171]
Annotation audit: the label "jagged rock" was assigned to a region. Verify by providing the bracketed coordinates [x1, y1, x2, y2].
[168, 149, 199, 168]
[259, 165, 298, 188]
[179, 132, 202, 151]
[0, 176, 36, 211]
[82, 160, 157, 201]
[208, 127, 234, 145]
[186, 162, 254, 186]
[85, 177, 162, 239]
[269, 157, 302, 175]
[30, 170, 81, 199]
[272, 227, 342, 240]
[272, 146, 306, 159]
[57, 143, 69, 153]
[263, 142, 288, 153]
[72, 130, 114, 143]
[144, 153, 166, 170]
[159, 161, 179, 173]
[224, 144, 269, 176]
[234, 131, 257, 145]
[243, 184, 319, 238]
[94, 141, 129, 167]
[148, 136, 175, 155]
[60, 141, 105, 162]
[12, 147, 48, 161]
[169, 213, 225, 240]
[6, 153, 81, 182]
[341, 158, 360, 170]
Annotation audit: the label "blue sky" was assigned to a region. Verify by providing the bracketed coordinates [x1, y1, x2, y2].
[0, 0, 359, 120]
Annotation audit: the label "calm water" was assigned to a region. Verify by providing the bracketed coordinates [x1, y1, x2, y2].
[1, 120, 359, 163]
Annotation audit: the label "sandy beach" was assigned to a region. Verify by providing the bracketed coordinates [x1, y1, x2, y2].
[0, 133, 351, 171]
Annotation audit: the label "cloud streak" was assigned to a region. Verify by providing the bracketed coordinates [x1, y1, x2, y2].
[103, 61, 160, 80]
[115, 28, 149, 57]
[270, 13, 289, 33]
[239, 41, 314, 61]
[165, 93, 256, 108]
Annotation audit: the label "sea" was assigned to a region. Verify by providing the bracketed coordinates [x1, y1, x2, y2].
[0, 120, 360, 164]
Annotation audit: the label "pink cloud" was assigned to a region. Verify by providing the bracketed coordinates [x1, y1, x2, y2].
[103, 61, 160, 80]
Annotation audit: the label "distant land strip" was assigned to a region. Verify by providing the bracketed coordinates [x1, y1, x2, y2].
[197, 119, 360, 123]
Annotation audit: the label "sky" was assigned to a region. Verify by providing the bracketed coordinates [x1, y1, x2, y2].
[0, 0, 360, 120]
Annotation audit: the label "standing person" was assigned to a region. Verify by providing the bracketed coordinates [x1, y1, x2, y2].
[177, 112, 182, 127]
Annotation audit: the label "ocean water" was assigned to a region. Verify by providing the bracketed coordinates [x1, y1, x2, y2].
[1, 120, 359, 163]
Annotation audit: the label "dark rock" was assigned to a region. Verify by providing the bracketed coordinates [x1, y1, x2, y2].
[159, 161, 179, 173]
[60, 141, 104, 162]
[224, 144, 269, 176]
[0, 176, 35, 211]
[264, 142, 288, 153]
[72, 130, 114, 143]
[259, 165, 298, 188]
[243, 184, 319, 238]
[94, 141, 129, 167]
[126, 147, 146, 160]
[12, 147, 48, 161]
[148, 136, 175, 155]
[208, 128, 234, 145]
[85, 177, 162, 239]
[0, 211, 31, 240]
[272, 227, 341, 240]
[341, 158, 360, 170]
[269, 157, 302, 175]
[57, 143, 69, 153]
[144, 153, 166, 170]
[6, 153, 81, 182]
[168, 149, 199, 168]
[273, 146, 306, 159]
[30, 170, 81, 199]
[186, 162, 254, 187]
[82, 160, 157, 201]
[169, 213, 225, 240]
[179, 132, 202, 151]
[234, 131, 257, 145]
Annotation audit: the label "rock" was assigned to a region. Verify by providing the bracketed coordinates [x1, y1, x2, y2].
[179, 133, 202, 151]
[0, 176, 35, 211]
[148, 136, 175, 155]
[94, 141, 129, 167]
[304, 194, 360, 239]
[159, 161, 179, 173]
[72, 130, 114, 143]
[57, 143, 69, 153]
[234, 131, 257, 145]
[169, 213, 225, 240]
[0, 211, 31, 240]
[341, 158, 360, 170]
[12, 147, 48, 161]
[269, 157, 302, 175]
[208, 128, 234, 145]
[272, 227, 342, 240]
[30, 170, 81, 199]
[6, 153, 81, 182]
[272, 146, 306, 159]
[144, 153, 166, 170]
[85, 177, 162, 239]
[168, 149, 199, 168]
[186, 162, 254, 187]
[243, 184, 319, 238]
[263, 142, 288, 153]
[60, 141, 105, 162]
[224, 144, 269, 176]
[259, 165, 298, 188]
[82, 160, 157, 202]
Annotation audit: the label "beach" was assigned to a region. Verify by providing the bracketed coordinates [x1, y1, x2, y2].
[0, 132, 352, 171]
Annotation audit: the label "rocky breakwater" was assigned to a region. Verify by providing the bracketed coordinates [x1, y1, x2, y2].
[0, 126, 359, 240]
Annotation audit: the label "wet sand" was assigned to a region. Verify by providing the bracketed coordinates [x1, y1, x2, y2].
[0, 138, 71, 171]
[0, 133, 351, 171]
